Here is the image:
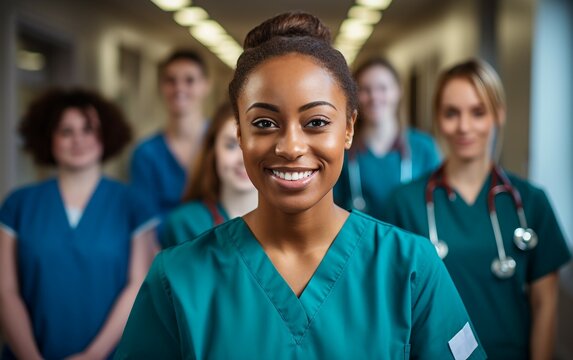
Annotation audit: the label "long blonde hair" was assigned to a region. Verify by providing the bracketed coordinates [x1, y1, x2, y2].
[433, 59, 506, 161]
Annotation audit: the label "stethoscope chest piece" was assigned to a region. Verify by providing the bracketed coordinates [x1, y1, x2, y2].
[435, 240, 449, 259]
[513, 227, 538, 251]
[491, 256, 516, 279]
[352, 197, 366, 211]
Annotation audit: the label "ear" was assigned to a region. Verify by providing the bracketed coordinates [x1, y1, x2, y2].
[345, 110, 358, 150]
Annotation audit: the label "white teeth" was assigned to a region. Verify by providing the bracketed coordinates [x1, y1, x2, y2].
[271, 170, 315, 181]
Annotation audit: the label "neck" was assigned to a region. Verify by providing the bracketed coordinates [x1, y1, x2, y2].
[364, 115, 400, 155]
[166, 108, 204, 140]
[57, 164, 101, 207]
[445, 155, 492, 205]
[220, 186, 258, 219]
[244, 191, 348, 254]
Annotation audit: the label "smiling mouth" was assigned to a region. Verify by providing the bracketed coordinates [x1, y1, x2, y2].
[270, 169, 317, 181]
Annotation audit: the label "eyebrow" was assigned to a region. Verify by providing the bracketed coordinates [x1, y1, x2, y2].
[246, 101, 337, 113]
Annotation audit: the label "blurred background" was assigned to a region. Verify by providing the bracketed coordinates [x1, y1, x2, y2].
[0, 0, 571, 357]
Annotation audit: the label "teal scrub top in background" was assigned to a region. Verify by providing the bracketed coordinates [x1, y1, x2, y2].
[382, 170, 571, 360]
[334, 128, 440, 220]
[162, 200, 229, 248]
[130, 133, 187, 243]
[0, 178, 156, 360]
[116, 211, 486, 359]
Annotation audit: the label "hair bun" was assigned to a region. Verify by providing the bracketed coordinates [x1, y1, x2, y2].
[243, 12, 331, 50]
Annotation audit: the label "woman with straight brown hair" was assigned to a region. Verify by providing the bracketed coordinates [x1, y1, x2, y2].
[161, 102, 257, 248]
[384, 59, 571, 359]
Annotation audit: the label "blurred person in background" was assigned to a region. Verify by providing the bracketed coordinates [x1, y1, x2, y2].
[334, 58, 441, 220]
[383, 59, 571, 360]
[0, 89, 158, 360]
[162, 102, 257, 248]
[130, 49, 211, 246]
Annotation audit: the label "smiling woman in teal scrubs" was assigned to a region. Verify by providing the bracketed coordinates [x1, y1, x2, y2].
[334, 58, 440, 219]
[116, 13, 486, 359]
[383, 60, 571, 359]
[162, 102, 257, 248]
[0, 89, 157, 360]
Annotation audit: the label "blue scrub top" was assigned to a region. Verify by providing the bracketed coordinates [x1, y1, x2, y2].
[130, 133, 187, 241]
[334, 128, 440, 220]
[116, 211, 486, 359]
[161, 200, 229, 248]
[0, 177, 156, 360]
[382, 170, 572, 359]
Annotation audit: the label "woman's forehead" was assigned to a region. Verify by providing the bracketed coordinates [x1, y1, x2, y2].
[239, 54, 345, 111]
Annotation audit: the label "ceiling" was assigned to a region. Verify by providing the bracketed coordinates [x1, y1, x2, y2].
[101, 0, 453, 64]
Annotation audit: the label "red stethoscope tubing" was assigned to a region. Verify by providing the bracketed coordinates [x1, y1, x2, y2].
[205, 201, 226, 226]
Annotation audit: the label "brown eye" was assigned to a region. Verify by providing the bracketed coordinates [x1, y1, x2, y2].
[306, 118, 330, 128]
[252, 119, 277, 129]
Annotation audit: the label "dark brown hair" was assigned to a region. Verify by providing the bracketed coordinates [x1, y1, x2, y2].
[182, 102, 236, 203]
[18, 88, 132, 166]
[229, 12, 358, 120]
[160, 49, 208, 78]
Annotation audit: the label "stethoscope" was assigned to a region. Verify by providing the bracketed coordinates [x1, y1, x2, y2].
[205, 201, 226, 225]
[349, 133, 412, 211]
[425, 164, 538, 279]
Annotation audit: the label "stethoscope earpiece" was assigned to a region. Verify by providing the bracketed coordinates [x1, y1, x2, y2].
[513, 227, 538, 251]
[491, 257, 516, 279]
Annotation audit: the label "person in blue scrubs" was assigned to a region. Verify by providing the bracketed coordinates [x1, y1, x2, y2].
[383, 59, 571, 359]
[0, 89, 158, 360]
[334, 58, 440, 220]
[130, 50, 211, 240]
[116, 12, 486, 359]
[162, 102, 257, 248]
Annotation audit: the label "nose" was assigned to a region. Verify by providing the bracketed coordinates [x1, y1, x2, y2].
[458, 113, 471, 133]
[275, 123, 307, 160]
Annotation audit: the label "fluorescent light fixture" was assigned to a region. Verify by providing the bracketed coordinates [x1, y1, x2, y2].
[339, 19, 374, 40]
[17, 50, 45, 71]
[174, 7, 208, 26]
[356, 0, 392, 10]
[348, 5, 382, 24]
[150, 0, 190, 11]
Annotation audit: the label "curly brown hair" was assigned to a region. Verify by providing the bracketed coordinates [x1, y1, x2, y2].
[18, 88, 132, 165]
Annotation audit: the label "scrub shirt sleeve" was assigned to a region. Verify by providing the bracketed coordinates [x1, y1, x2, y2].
[0, 190, 22, 237]
[115, 253, 181, 359]
[127, 187, 159, 239]
[130, 148, 159, 216]
[410, 240, 487, 360]
[527, 189, 572, 282]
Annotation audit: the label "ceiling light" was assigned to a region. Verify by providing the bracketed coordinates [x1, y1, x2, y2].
[150, 0, 190, 11]
[348, 5, 382, 24]
[174, 7, 208, 26]
[339, 19, 374, 40]
[356, 0, 392, 10]
[17, 50, 45, 71]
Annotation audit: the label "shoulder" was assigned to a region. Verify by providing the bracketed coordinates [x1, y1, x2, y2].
[351, 210, 436, 259]
[132, 132, 164, 159]
[2, 178, 55, 204]
[406, 128, 436, 148]
[504, 171, 548, 205]
[165, 201, 209, 226]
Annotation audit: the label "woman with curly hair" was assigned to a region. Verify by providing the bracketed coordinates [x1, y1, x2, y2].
[0, 89, 158, 359]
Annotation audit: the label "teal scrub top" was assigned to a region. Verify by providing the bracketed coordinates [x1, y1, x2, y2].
[382, 169, 572, 360]
[116, 211, 486, 359]
[334, 129, 440, 220]
[162, 201, 229, 248]
[0, 178, 156, 360]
